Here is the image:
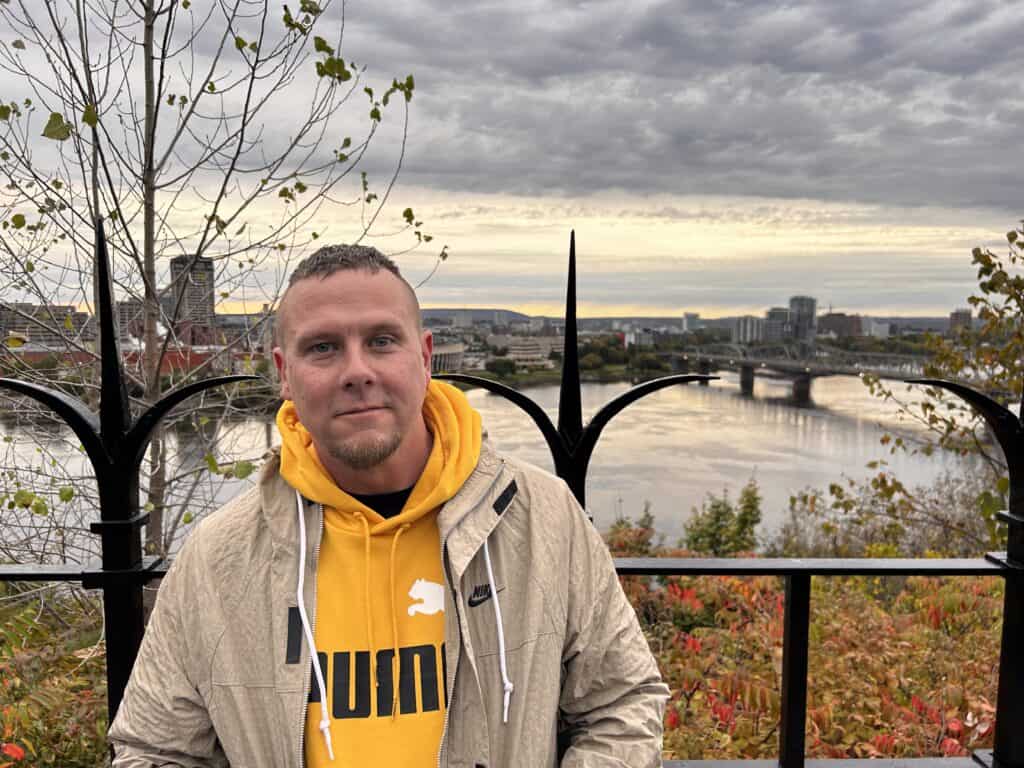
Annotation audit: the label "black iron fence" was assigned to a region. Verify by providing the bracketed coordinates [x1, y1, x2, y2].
[0, 228, 1020, 768]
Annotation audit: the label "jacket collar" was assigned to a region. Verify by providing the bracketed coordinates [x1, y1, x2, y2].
[257, 440, 514, 582]
[437, 440, 513, 583]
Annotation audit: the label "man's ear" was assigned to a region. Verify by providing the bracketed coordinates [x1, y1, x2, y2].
[421, 329, 434, 385]
[272, 346, 292, 401]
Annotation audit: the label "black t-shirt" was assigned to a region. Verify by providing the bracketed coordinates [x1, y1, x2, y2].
[349, 487, 415, 519]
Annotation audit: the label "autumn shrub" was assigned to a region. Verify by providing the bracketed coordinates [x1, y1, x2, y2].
[606, 516, 1003, 761]
[0, 583, 107, 766]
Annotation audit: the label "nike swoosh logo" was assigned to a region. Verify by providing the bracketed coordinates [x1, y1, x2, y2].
[467, 586, 505, 608]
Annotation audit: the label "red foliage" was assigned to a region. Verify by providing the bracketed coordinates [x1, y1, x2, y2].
[0, 743, 25, 761]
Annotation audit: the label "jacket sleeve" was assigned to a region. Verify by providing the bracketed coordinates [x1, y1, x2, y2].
[107, 533, 229, 768]
[556, 484, 669, 768]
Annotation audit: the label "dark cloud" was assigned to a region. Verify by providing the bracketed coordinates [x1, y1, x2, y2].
[336, 0, 1022, 213]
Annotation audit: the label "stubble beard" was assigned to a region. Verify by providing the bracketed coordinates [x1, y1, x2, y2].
[328, 430, 403, 470]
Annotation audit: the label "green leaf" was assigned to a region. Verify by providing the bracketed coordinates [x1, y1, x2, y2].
[0, 105, 10, 121]
[235, 36, 247, 51]
[41, 112, 72, 141]
[25, 260, 34, 272]
[31, 498, 48, 516]
[82, 103, 98, 128]
[403, 207, 414, 224]
[183, 511, 194, 524]
[233, 460, 255, 479]
[314, 36, 333, 54]
[182, 0, 191, 8]
[207, 81, 216, 93]
[11, 213, 25, 229]
[11, 40, 25, 50]
[13, 489, 33, 507]
[369, 106, 381, 121]
[204, 452, 220, 474]
[58, 486, 74, 503]
[1009, 231, 1019, 244]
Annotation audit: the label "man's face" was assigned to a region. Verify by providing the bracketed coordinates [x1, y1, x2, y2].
[273, 269, 432, 475]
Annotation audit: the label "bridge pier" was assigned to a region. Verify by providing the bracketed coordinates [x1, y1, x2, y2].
[739, 364, 755, 396]
[675, 357, 690, 376]
[792, 374, 812, 405]
[698, 359, 712, 385]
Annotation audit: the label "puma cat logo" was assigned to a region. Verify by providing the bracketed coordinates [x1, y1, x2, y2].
[408, 579, 444, 616]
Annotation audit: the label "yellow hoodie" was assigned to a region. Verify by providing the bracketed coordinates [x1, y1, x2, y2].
[277, 380, 481, 767]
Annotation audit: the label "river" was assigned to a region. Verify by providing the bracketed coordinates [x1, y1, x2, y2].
[0, 374, 979, 547]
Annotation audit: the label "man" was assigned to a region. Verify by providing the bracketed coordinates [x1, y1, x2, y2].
[109, 244, 668, 767]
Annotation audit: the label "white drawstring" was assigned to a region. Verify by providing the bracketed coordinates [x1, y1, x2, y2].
[482, 538, 514, 723]
[295, 491, 334, 761]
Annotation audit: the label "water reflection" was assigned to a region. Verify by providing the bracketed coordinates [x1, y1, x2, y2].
[0, 375, 980, 550]
[464, 374, 979, 541]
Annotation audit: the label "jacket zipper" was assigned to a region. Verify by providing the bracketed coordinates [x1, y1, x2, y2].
[437, 543, 459, 768]
[297, 502, 324, 768]
[437, 465, 507, 768]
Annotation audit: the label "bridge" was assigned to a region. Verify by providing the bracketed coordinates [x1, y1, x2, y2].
[661, 344, 929, 403]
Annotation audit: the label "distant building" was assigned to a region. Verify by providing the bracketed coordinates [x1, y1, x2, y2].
[116, 297, 146, 340]
[168, 255, 216, 327]
[486, 334, 560, 359]
[431, 342, 466, 373]
[818, 312, 862, 339]
[949, 308, 972, 334]
[764, 307, 791, 342]
[216, 312, 273, 351]
[507, 337, 552, 369]
[624, 330, 655, 349]
[0, 303, 94, 347]
[682, 312, 701, 332]
[789, 296, 817, 344]
[732, 315, 764, 344]
[863, 318, 890, 339]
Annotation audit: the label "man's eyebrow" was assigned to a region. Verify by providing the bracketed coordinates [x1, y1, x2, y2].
[294, 322, 406, 345]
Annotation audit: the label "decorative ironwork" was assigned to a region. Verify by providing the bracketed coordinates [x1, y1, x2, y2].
[0, 228, 1023, 768]
[909, 377, 1024, 768]
[438, 231, 715, 506]
[0, 221, 256, 721]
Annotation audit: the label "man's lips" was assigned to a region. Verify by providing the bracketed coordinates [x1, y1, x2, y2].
[338, 406, 387, 416]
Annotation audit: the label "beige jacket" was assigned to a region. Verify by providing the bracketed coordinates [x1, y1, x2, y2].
[109, 442, 668, 767]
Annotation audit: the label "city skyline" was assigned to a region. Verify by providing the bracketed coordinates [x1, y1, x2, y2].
[280, 0, 1021, 318]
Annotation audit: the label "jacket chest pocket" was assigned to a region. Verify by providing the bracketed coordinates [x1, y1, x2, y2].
[461, 563, 558, 658]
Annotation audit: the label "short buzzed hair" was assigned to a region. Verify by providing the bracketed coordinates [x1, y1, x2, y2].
[275, 244, 421, 345]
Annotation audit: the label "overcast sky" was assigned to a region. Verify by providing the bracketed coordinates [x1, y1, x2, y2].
[296, 0, 1020, 317]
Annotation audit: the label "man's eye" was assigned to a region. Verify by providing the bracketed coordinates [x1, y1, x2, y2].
[309, 342, 334, 354]
[370, 336, 394, 348]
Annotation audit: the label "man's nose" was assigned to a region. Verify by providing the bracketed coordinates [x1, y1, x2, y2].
[341, 347, 375, 387]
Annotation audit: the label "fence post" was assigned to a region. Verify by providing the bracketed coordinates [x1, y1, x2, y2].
[0, 221, 256, 723]
[779, 574, 811, 768]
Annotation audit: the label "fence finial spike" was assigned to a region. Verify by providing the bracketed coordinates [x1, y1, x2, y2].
[558, 230, 583, 446]
[95, 218, 131, 448]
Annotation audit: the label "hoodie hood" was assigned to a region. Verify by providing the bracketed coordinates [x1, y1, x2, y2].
[275, 379, 481, 533]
